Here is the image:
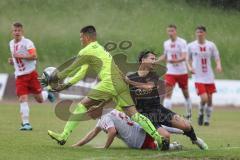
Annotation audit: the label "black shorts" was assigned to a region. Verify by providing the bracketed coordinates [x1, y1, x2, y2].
[141, 107, 176, 129]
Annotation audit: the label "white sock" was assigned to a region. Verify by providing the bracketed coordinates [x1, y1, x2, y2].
[20, 102, 30, 124]
[162, 125, 184, 134]
[163, 98, 172, 109]
[205, 106, 213, 122]
[185, 98, 192, 117]
[198, 103, 205, 116]
[41, 90, 48, 102]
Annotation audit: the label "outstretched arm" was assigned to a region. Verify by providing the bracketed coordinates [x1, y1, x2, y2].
[104, 127, 117, 149]
[125, 76, 155, 90]
[72, 127, 102, 147]
[67, 64, 89, 85]
[156, 54, 167, 63]
[57, 53, 89, 80]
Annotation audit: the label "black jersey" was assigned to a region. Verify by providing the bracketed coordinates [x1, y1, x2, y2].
[127, 71, 163, 113]
[127, 71, 176, 128]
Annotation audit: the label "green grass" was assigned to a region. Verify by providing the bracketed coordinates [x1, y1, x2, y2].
[0, 0, 240, 79]
[0, 102, 240, 160]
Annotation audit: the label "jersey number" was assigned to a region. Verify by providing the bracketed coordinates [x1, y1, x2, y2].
[14, 45, 25, 71]
[201, 58, 207, 73]
[171, 54, 177, 60]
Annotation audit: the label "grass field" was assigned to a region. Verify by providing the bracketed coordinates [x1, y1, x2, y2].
[0, 0, 240, 79]
[0, 102, 240, 160]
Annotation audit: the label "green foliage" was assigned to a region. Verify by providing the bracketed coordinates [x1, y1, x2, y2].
[0, 0, 239, 79]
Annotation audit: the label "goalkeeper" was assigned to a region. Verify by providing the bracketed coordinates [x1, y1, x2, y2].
[47, 25, 166, 149]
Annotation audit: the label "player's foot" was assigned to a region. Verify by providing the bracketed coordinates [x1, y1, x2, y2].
[47, 130, 67, 145]
[204, 121, 210, 126]
[198, 115, 204, 126]
[47, 92, 56, 103]
[193, 137, 208, 150]
[20, 123, 32, 131]
[169, 141, 183, 150]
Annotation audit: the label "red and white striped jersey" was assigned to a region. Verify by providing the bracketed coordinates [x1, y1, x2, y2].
[9, 37, 36, 77]
[187, 40, 220, 83]
[164, 37, 188, 75]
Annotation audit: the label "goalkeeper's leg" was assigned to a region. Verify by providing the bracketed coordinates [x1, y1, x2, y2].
[48, 97, 101, 145]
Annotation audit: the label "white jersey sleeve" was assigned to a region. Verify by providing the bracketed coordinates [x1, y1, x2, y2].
[211, 42, 220, 60]
[180, 39, 187, 53]
[26, 39, 35, 50]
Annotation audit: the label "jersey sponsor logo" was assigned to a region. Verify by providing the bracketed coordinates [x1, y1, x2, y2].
[170, 43, 175, 48]
[200, 46, 206, 52]
[135, 88, 152, 96]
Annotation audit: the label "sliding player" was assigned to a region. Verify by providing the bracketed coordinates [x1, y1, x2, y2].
[47, 25, 165, 149]
[125, 50, 208, 150]
[158, 24, 192, 119]
[8, 22, 55, 131]
[187, 26, 222, 126]
[72, 109, 182, 150]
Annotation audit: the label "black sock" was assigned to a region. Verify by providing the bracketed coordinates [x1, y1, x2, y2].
[183, 126, 197, 141]
[161, 138, 170, 151]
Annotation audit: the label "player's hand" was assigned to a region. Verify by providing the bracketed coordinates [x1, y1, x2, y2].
[216, 65, 222, 73]
[124, 76, 131, 84]
[56, 83, 71, 91]
[142, 83, 154, 91]
[189, 67, 195, 74]
[8, 58, 14, 65]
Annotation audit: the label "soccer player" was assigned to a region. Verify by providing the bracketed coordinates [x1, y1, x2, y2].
[187, 25, 222, 126]
[125, 50, 208, 150]
[8, 22, 55, 131]
[158, 24, 192, 119]
[72, 109, 181, 150]
[47, 25, 165, 149]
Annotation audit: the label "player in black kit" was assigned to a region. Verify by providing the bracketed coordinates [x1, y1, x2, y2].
[125, 50, 208, 150]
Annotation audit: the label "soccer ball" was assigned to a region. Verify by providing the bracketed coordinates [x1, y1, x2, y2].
[41, 67, 57, 87]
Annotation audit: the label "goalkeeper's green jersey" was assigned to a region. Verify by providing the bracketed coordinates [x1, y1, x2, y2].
[58, 41, 134, 107]
[58, 41, 123, 85]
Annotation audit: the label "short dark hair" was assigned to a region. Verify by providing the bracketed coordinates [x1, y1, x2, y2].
[196, 25, 207, 32]
[13, 22, 23, 28]
[80, 25, 96, 37]
[138, 50, 156, 63]
[168, 24, 177, 29]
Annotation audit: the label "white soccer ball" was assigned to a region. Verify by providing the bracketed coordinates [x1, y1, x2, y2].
[41, 67, 57, 87]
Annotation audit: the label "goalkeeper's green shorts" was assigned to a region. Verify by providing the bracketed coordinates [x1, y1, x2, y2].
[87, 79, 134, 108]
